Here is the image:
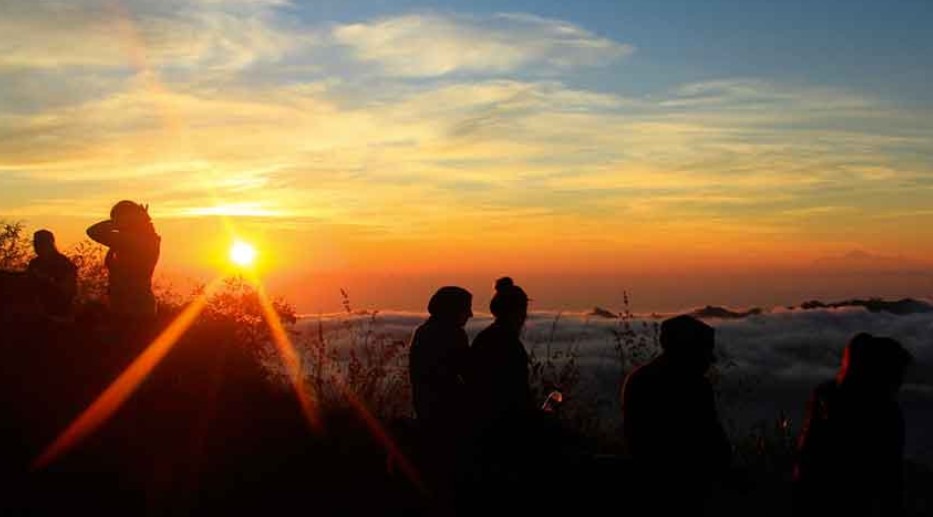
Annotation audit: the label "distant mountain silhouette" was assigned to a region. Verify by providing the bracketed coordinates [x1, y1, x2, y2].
[688, 298, 933, 320]
[589, 306, 618, 319]
[799, 298, 933, 315]
[690, 305, 763, 319]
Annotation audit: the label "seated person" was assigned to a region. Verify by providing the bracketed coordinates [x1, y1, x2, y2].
[27, 230, 77, 318]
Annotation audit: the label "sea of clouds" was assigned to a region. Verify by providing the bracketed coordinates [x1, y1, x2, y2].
[292, 304, 933, 465]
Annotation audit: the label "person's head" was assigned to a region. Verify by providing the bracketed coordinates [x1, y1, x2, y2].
[110, 200, 153, 232]
[489, 277, 528, 330]
[838, 332, 912, 395]
[659, 315, 715, 374]
[427, 286, 473, 327]
[33, 230, 57, 257]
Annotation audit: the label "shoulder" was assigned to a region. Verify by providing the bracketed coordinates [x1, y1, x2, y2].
[409, 322, 430, 347]
[622, 363, 651, 396]
[471, 324, 495, 345]
[622, 359, 670, 396]
[812, 380, 838, 401]
[55, 253, 76, 270]
[627, 358, 662, 383]
[805, 380, 838, 420]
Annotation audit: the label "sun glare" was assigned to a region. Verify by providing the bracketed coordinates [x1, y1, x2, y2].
[230, 240, 257, 267]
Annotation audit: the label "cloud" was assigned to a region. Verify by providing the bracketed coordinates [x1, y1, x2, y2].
[661, 78, 875, 111]
[332, 13, 632, 77]
[0, 0, 309, 71]
[3, 70, 931, 256]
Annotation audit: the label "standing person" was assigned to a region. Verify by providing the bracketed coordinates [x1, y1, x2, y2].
[794, 333, 912, 517]
[621, 314, 731, 514]
[27, 230, 78, 318]
[86, 201, 161, 320]
[465, 277, 536, 510]
[408, 286, 473, 510]
[468, 277, 533, 440]
[410, 286, 473, 432]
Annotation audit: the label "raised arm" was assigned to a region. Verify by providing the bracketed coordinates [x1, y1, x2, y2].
[86, 220, 118, 247]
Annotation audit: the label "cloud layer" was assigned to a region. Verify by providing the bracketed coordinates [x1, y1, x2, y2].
[291, 304, 933, 464]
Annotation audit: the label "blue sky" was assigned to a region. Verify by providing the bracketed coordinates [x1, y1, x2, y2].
[283, 0, 933, 101]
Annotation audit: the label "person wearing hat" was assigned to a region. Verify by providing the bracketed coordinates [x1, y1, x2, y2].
[87, 200, 161, 320]
[621, 314, 731, 512]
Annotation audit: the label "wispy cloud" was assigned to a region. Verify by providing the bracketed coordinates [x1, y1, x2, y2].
[0, 0, 309, 71]
[332, 13, 632, 77]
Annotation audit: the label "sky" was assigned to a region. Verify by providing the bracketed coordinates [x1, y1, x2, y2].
[1, 0, 932, 313]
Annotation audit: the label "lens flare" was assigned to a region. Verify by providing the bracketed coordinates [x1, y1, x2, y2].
[32, 278, 224, 470]
[247, 275, 426, 494]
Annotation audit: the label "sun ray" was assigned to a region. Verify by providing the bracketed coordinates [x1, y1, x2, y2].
[250, 274, 323, 431]
[249, 275, 426, 493]
[32, 277, 224, 470]
[331, 380, 427, 495]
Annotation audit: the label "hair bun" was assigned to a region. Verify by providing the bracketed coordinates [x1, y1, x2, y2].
[495, 277, 514, 292]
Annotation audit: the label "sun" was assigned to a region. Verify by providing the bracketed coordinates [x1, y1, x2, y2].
[229, 240, 257, 267]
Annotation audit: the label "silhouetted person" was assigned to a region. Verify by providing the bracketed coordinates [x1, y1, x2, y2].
[87, 201, 160, 320]
[408, 286, 473, 510]
[621, 315, 730, 513]
[410, 286, 473, 432]
[468, 277, 533, 439]
[464, 277, 537, 511]
[26, 230, 77, 318]
[794, 333, 912, 517]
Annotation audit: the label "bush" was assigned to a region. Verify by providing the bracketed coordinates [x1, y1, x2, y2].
[0, 221, 30, 270]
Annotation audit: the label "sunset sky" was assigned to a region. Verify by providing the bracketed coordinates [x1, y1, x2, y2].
[2, 0, 932, 313]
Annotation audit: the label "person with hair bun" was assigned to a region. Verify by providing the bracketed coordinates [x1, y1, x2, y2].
[468, 277, 532, 431]
[87, 200, 161, 320]
[465, 277, 535, 507]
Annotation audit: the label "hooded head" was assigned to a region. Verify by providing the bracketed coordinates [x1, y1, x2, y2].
[659, 315, 715, 375]
[838, 332, 912, 395]
[427, 286, 473, 327]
